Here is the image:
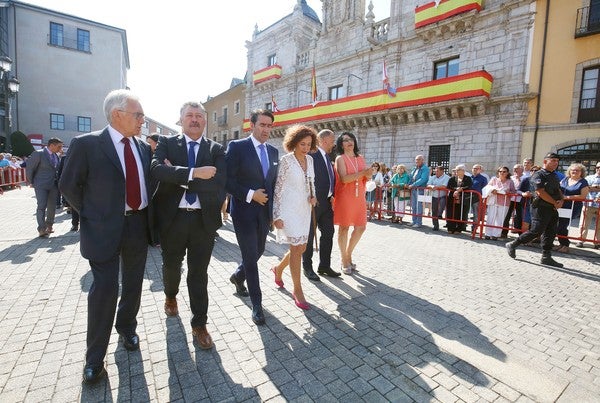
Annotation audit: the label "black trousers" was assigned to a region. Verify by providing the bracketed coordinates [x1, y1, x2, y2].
[160, 210, 215, 328]
[515, 204, 558, 252]
[302, 199, 334, 271]
[86, 212, 147, 366]
[502, 200, 523, 235]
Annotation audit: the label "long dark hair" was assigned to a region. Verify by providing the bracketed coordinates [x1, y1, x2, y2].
[335, 132, 360, 157]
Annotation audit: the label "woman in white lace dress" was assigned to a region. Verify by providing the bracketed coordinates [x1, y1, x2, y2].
[271, 125, 317, 310]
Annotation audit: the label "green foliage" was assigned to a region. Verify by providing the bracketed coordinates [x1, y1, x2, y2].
[10, 131, 34, 157]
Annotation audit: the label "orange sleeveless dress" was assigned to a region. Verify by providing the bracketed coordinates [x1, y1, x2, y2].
[333, 154, 367, 226]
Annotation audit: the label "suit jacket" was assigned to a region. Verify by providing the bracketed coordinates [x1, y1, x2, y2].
[58, 128, 153, 262]
[26, 148, 59, 190]
[151, 134, 226, 234]
[310, 149, 335, 207]
[226, 136, 278, 221]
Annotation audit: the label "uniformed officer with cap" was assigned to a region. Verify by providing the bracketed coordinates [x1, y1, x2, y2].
[506, 152, 564, 267]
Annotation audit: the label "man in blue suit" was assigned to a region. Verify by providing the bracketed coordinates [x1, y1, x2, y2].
[408, 154, 430, 227]
[226, 109, 278, 325]
[302, 129, 341, 280]
[59, 90, 152, 383]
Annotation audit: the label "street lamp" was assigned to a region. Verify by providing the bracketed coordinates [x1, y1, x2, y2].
[297, 89, 311, 107]
[346, 73, 363, 96]
[0, 55, 19, 153]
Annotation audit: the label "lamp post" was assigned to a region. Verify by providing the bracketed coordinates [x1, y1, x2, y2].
[0, 55, 19, 153]
[297, 89, 311, 107]
[346, 73, 363, 96]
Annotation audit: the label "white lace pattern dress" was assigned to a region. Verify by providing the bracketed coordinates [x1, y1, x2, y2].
[273, 153, 315, 245]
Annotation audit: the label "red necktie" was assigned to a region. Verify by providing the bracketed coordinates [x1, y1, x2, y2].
[121, 138, 141, 210]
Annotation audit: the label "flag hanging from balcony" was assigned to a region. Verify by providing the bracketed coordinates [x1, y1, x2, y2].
[311, 66, 318, 106]
[271, 94, 280, 112]
[383, 61, 397, 97]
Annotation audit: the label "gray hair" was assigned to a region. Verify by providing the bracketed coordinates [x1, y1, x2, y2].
[317, 129, 335, 139]
[104, 89, 139, 123]
[455, 164, 467, 171]
[180, 101, 206, 118]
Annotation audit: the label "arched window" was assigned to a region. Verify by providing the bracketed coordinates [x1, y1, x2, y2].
[556, 142, 600, 175]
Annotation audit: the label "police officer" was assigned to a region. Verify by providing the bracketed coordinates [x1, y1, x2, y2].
[506, 152, 564, 268]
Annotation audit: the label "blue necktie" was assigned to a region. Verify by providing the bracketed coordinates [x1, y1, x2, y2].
[325, 153, 334, 194]
[185, 141, 198, 205]
[51, 153, 58, 168]
[258, 144, 269, 178]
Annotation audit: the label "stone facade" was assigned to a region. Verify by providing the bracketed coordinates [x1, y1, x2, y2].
[204, 79, 246, 148]
[246, 0, 536, 171]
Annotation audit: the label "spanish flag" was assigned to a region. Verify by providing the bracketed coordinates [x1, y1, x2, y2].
[311, 66, 318, 106]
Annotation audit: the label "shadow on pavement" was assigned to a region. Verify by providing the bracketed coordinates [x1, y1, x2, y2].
[0, 232, 79, 264]
[114, 345, 150, 401]
[165, 316, 256, 401]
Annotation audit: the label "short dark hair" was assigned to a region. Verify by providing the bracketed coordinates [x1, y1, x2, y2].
[335, 132, 360, 157]
[282, 125, 318, 153]
[544, 152, 560, 160]
[48, 137, 63, 146]
[148, 134, 160, 143]
[250, 109, 274, 124]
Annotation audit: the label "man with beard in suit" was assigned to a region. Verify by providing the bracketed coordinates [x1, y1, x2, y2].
[226, 109, 278, 325]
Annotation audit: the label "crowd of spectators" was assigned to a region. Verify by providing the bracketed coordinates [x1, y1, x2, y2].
[0, 152, 26, 191]
[366, 157, 600, 251]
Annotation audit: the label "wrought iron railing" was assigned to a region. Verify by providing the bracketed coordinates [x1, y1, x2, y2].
[575, 5, 600, 37]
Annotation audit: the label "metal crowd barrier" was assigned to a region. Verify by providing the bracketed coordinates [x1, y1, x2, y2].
[366, 185, 599, 247]
[0, 167, 27, 194]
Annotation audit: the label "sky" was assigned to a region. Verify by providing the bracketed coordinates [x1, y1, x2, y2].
[24, 0, 390, 128]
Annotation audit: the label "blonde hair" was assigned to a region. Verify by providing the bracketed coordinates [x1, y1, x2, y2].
[567, 163, 586, 177]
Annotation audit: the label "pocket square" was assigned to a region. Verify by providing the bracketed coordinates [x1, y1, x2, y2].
[273, 162, 278, 166]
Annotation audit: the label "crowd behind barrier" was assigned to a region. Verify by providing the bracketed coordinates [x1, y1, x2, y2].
[0, 167, 27, 194]
[367, 184, 599, 247]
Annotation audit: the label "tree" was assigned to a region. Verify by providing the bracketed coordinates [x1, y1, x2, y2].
[10, 131, 34, 157]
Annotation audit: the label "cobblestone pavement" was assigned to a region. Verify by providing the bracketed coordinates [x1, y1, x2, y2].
[0, 186, 598, 402]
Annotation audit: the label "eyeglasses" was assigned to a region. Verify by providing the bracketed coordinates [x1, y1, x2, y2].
[118, 110, 145, 120]
[341, 138, 353, 143]
[498, 170, 508, 173]
[596, 166, 600, 169]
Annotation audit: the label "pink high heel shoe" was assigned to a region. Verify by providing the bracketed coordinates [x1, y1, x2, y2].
[292, 293, 310, 310]
[270, 267, 284, 288]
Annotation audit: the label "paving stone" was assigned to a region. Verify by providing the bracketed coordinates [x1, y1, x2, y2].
[0, 187, 598, 402]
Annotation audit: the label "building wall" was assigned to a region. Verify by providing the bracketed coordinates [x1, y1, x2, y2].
[205, 82, 245, 147]
[10, 2, 128, 146]
[522, 0, 600, 166]
[246, 0, 535, 171]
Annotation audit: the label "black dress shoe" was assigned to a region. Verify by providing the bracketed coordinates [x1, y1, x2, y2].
[70, 225, 79, 232]
[252, 305, 265, 325]
[82, 363, 106, 384]
[304, 269, 321, 281]
[317, 267, 341, 277]
[119, 333, 140, 351]
[230, 274, 249, 297]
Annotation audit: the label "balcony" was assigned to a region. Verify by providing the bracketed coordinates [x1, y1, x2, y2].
[217, 115, 228, 127]
[47, 35, 91, 53]
[575, 5, 600, 38]
[243, 70, 494, 136]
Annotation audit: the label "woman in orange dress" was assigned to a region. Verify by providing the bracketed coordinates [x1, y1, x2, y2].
[333, 132, 374, 275]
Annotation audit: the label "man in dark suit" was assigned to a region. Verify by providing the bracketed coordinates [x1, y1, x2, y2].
[151, 101, 226, 349]
[302, 129, 341, 280]
[26, 137, 63, 237]
[59, 90, 152, 384]
[226, 109, 278, 325]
